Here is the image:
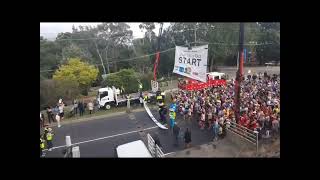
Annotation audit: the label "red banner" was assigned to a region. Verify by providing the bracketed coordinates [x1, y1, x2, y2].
[179, 79, 226, 91]
[153, 52, 160, 81]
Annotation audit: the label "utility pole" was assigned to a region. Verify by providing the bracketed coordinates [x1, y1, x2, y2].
[94, 41, 107, 76]
[194, 24, 197, 43]
[235, 23, 244, 123]
[153, 23, 163, 81]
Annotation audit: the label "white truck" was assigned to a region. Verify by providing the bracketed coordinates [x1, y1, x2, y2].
[115, 140, 152, 158]
[97, 86, 156, 110]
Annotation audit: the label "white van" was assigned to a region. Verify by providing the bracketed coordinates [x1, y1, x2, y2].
[116, 140, 152, 158]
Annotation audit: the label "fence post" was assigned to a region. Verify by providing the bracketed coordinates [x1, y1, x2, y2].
[254, 131, 259, 156]
[66, 136, 72, 147]
[154, 141, 157, 158]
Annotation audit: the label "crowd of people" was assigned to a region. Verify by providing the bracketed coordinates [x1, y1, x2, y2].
[170, 72, 280, 140]
[40, 98, 99, 128]
[40, 98, 65, 128]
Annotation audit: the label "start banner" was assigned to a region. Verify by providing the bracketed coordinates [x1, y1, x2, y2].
[173, 45, 208, 82]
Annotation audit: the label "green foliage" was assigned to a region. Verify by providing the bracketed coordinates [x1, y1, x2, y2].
[40, 79, 58, 109]
[101, 69, 138, 94]
[40, 79, 80, 109]
[53, 58, 99, 94]
[40, 38, 61, 78]
[139, 72, 153, 91]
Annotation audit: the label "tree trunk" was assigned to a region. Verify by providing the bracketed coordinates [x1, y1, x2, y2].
[94, 41, 106, 75]
[114, 61, 117, 72]
[105, 43, 110, 74]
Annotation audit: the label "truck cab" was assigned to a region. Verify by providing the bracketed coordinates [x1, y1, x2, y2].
[97, 87, 120, 110]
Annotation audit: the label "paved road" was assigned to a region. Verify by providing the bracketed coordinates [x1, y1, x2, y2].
[42, 66, 280, 158]
[43, 109, 214, 158]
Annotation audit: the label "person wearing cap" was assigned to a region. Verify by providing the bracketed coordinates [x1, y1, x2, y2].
[46, 128, 54, 151]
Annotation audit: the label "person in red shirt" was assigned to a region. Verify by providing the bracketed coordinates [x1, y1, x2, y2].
[239, 113, 247, 127]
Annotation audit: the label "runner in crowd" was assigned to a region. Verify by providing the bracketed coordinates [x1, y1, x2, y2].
[171, 72, 280, 137]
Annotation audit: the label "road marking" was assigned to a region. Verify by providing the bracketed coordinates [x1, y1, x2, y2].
[43, 126, 159, 151]
[163, 152, 175, 156]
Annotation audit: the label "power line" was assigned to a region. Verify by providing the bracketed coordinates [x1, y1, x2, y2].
[40, 41, 275, 73]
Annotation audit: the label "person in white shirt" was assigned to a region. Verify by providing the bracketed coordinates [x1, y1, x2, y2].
[88, 101, 94, 114]
[59, 103, 64, 121]
[55, 114, 61, 128]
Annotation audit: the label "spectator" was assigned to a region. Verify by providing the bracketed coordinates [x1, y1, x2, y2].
[184, 128, 192, 148]
[139, 95, 144, 107]
[272, 117, 279, 135]
[73, 99, 78, 116]
[173, 123, 180, 146]
[94, 100, 99, 112]
[46, 106, 54, 124]
[88, 101, 94, 114]
[40, 112, 44, 128]
[78, 101, 84, 116]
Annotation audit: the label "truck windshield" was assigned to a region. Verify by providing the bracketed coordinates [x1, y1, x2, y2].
[100, 91, 108, 99]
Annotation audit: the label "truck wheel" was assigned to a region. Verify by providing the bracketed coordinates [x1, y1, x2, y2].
[105, 104, 111, 110]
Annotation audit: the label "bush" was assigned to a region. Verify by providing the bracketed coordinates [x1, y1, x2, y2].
[101, 69, 139, 94]
[40, 79, 58, 110]
[139, 72, 153, 91]
[40, 79, 80, 109]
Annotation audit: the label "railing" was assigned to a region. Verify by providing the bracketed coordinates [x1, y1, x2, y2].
[226, 121, 259, 155]
[147, 133, 164, 158]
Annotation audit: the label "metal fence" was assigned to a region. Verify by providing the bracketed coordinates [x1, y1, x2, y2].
[226, 121, 259, 155]
[147, 133, 164, 157]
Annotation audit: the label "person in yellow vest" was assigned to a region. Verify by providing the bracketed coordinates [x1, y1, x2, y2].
[161, 91, 165, 102]
[144, 92, 149, 103]
[169, 109, 176, 130]
[156, 93, 163, 102]
[46, 128, 54, 151]
[40, 135, 45, 157]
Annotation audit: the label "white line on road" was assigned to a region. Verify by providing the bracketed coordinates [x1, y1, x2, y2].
[163, 152, 175, 156]
[43, 126, 159, 151]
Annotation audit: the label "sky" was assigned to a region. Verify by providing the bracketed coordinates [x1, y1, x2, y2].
[40, 23, 170, 40]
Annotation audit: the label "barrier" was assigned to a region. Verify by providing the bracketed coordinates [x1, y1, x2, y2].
[66, 136, 72, 147]
[144, 102, 168, 129]
[226, 121, 259, 155]
[147, 133, 164, 157]
[72, 146, 80, 157]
